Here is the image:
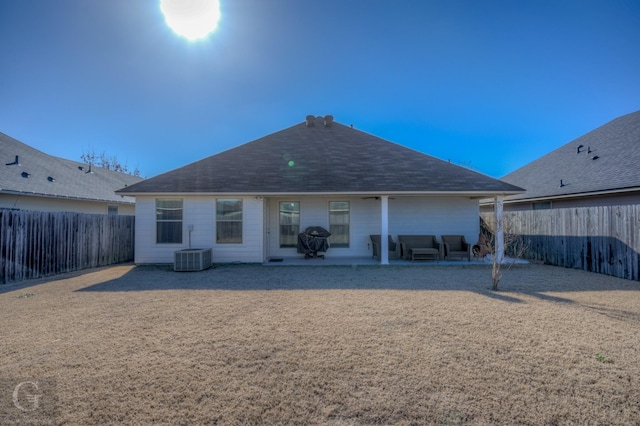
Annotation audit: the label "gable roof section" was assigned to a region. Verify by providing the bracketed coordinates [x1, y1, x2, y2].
[501, 110, 640, 202]
[118, 116, 522, 196]
[1, 132, 143, 204]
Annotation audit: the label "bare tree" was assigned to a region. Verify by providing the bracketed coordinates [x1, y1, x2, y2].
[81, 148, 141, 177]
[479, 215, 528, 291]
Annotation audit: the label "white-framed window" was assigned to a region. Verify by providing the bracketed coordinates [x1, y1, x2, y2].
[279, 201, 300, 247]
[216, 199, 243, 243]
[329, 201, 349, 247]
[156, 199, 183, 244]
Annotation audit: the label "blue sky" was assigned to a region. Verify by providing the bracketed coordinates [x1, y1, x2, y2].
[1, 0, 638, 179]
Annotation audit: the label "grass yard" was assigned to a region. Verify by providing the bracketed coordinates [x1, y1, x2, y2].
[1, 263, 639, 425]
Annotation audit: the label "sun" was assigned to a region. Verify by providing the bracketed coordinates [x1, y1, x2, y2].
[160, 0, 220, 41]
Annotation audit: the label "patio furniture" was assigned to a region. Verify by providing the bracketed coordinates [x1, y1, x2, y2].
[441, 235, 472, 261]
[370, 235, 398, 260]
[397, 235, 442, 261]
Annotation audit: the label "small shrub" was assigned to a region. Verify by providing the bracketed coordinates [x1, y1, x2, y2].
[595, 353, 613, 363]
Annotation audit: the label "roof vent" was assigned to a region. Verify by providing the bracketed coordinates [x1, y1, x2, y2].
[324, 115, 333, 127]
[6, 155, 20, 166]
[21, 171, 31, 178]
[305, 115, 315, 127]
[577, 144, 584, 154]
[78, 165, 85, 171]
[47, 176, 56, 182]
[86, 164, 94, 174]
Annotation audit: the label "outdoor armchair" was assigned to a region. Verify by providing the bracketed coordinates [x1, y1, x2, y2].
[397, 235, 443, 261]
[370, 235, 398, 260]
[441, 235, 472, 261]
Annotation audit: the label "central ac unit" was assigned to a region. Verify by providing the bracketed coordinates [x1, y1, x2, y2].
[174, 248, 213, 272]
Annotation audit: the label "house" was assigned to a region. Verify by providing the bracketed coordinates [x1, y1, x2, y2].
[482, 110, 640, 211]
[1, 132, 142, 214]
[117, 115, 523, 264]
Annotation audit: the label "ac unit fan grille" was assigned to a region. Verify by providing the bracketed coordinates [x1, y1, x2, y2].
[174, 248, 213, 272]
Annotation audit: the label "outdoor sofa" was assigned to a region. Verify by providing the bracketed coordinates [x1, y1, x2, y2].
[397, 235, 443, 261]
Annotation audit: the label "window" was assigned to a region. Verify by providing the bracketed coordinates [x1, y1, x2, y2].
[532, 201, 552, 210]
[156, 199, 183, 244]
[279, 201, 300, 247]
[217, 199, 242, 243]
[108, 205, 118, 215]
[329, 201, 349, 247]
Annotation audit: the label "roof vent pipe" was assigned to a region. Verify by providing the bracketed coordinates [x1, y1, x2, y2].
[5, 155, 20, 166]
[324, 115, 333, 127]
[305, 115, 315, 127]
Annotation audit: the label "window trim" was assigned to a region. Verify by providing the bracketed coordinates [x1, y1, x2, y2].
[329, 200, 350, 248]
[216, 198, 243, 244]
[155, 198, 183, 244]
[279, 201, 300, 248]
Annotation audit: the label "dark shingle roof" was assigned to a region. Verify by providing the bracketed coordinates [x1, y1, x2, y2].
[1, 132, 143, 204]
[118, 116, 522, 196]
[502, 110, 640, 202]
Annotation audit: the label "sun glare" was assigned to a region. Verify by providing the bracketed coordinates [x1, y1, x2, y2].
[160, 0, 220, 41]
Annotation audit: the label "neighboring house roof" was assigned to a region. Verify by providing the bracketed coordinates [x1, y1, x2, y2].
[500, 110, 640, 203]
[118, 115, 523, 196]
[1, 132, 142, 204]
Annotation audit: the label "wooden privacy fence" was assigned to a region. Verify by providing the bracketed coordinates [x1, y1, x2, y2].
[481, 204, 640, 281]
[1, 209, 135, 285]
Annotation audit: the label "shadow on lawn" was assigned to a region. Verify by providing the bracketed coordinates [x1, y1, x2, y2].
[73, 263, 639, 304]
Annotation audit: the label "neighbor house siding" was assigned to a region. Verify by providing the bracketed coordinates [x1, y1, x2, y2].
[134, 195, 263, 264]
[0, 194, 135, 215]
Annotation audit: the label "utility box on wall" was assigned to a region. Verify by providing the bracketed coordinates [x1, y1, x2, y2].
[174, 248, 213, 272]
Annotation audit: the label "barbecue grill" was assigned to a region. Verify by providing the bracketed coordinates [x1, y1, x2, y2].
[297, 226, 331, 259]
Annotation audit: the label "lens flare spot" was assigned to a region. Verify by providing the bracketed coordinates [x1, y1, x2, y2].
[288, 160, 295, 167]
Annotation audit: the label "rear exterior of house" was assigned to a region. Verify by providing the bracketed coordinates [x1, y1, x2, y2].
[132, 194, 480, 263]
[119, 115, 522, 264]
[477, 111, 640, 281]
[481, 110, 640, 212]
[1, 132, 142, 215]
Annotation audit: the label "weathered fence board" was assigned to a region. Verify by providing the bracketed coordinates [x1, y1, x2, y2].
[1, 209, 134, 285]
[481, 204, 640, 281]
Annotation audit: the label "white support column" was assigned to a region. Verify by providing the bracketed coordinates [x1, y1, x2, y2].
[380, 195, 389, 265]
[495, 195, 505, 264]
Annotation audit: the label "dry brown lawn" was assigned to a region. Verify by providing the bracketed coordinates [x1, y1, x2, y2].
[1, 263, 639, 425]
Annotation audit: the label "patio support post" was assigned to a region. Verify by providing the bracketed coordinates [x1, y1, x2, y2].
[495, 195, 504, 264]
[380, 195, 389, 265]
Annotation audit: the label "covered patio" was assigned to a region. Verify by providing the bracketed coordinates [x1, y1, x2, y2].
[263, 254, 526, 267]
